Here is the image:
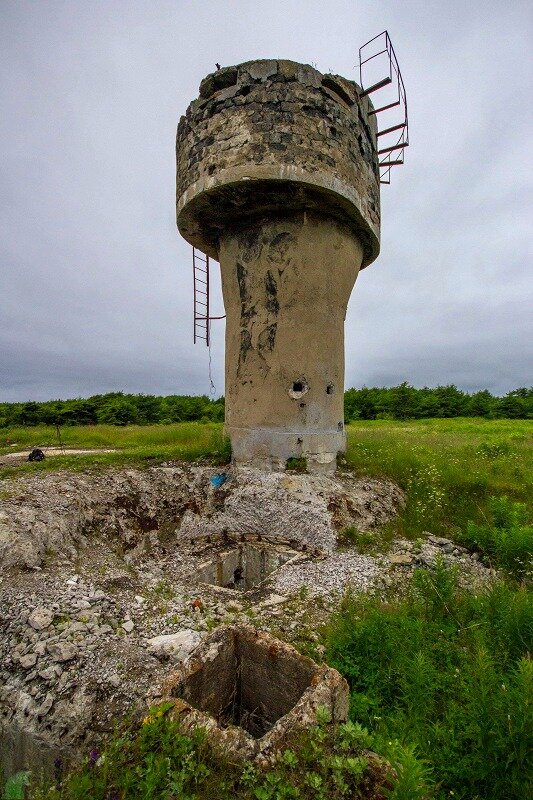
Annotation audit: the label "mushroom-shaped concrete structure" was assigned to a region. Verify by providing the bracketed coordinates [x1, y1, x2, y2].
[176, 60, 381, 472]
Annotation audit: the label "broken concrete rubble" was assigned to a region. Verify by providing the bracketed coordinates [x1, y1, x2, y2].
[0, 463, 492, 781]
[0, 464, 405, 570]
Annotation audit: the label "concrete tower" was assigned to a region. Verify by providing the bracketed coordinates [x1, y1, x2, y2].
[176, 60, 380, 472]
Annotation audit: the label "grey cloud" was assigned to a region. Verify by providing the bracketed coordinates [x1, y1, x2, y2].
[1, 0, 531, 402]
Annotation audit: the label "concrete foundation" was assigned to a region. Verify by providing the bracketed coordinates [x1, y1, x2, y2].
[163, 625, 349, 761]
[176, 60, 381, 472]
[196, 542, 299, 592]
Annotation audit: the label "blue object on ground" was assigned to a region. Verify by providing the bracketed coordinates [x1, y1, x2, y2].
[210, 473, 228, 488]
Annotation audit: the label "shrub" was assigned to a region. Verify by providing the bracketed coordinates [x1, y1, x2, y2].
[325, 564, 533, 800]
[33, 705, 386, 800]
[457, 496, 532, 581]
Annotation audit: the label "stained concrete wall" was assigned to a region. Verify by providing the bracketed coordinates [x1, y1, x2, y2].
[176, 59, 380, 471]
[220, 212, 364, 468]
[177, 59, 380, 267]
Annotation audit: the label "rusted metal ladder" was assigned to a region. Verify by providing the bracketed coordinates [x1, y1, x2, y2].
[192, 248, 225, 346]
[358, 31, 409, 185]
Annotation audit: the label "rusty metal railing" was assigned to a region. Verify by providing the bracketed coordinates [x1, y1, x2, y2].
[358, 31, 409, 184]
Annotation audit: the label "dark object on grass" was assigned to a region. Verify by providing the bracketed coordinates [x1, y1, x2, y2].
[28, 448, 45, 462]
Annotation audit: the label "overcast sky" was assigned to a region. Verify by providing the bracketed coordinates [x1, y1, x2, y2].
[1, 0, 531, 402]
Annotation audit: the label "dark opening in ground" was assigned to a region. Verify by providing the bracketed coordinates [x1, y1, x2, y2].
[173, 628, 317, 738]
[196, 543, 297, 592]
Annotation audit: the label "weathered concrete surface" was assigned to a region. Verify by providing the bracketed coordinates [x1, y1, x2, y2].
[220, 214, 363, 470]
[176, 60, 380, 264]
[176, 59, 381, 471]
[179, 467, 404, 553]
[161, 625, 349, 762]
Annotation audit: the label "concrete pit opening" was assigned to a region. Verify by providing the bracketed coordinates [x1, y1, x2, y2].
[167, 626, 349, 747]
[195, 542, 298, 593]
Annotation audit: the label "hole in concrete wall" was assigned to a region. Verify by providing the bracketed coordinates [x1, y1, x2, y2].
[338, 421, 344, 431]
[173, 628, 317, 738]
[196, 543, 298, 592]
[299, 402, 306, 408]
[326, 384, 335, 395]
[286, 457, 307, 473]
[289, 379, 309, 399]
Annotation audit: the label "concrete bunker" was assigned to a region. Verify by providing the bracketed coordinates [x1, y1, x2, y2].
[195, 542, 299, 592]
[164, 625, 349, 758]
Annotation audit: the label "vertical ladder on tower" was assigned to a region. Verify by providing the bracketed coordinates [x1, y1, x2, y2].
[192, 247, 226, 346]
[193, 248, 210, 346]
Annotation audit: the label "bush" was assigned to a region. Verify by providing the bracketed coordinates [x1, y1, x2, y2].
[457, 496, 532, 581]
[34, 704, 386, 800]
[325, 563, 533, 800]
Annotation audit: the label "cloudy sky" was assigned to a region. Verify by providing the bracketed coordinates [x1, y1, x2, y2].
[1, 0, 531, 402]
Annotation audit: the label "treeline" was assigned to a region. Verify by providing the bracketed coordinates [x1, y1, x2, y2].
[344, 384, 532, 421]
[0, 392, 225, 428]
[0, 385, 531, 428]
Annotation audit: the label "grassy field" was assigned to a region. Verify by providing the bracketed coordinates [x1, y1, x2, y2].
[2, 418, 531, 533]
[3, 418, 531, 800]
[0, 422, 230, 478]
[345, 418, 532, 538]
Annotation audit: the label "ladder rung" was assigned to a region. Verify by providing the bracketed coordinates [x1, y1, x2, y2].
[368, 99, 401, 115]
[360, 76, 392, 97]
[378, 142, 408, 155]
[377, 122, 407, 137]
[379, 159, 403, 167]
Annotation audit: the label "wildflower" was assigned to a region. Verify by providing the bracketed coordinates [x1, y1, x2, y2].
[88, 748, 100, 768]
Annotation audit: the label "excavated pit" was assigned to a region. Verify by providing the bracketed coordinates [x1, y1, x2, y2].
[164, 625, 349, 759]
[175, 626, 315, 737]
[195, 542, 299, 593]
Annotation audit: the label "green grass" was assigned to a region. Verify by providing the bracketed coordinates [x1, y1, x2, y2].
[30, 707, 383, 800]
[324, 563, 533, 800]
[344, 418, 532, 538]
[0, 423, 231, 478]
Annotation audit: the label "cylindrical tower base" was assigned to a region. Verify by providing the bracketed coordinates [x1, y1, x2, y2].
[220, 211, 364, 472]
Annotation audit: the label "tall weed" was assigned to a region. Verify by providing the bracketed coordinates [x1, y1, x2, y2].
[457, 495, 532, 581]
[325, 565, 533, 800]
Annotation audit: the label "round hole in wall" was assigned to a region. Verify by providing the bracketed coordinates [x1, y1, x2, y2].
[289, 380, 309, 400]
